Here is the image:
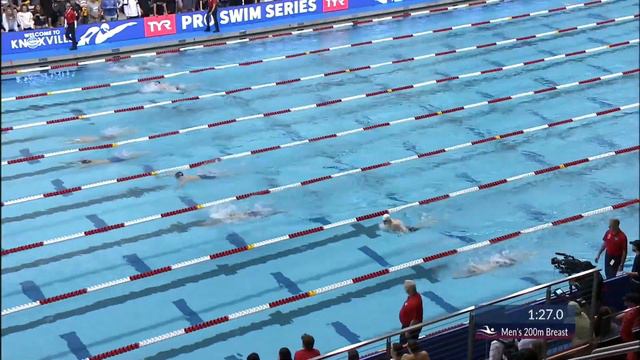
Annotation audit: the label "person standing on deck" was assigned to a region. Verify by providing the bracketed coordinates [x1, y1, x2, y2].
[595, 218, 628, 279]
[203, 0, 218, 32]
[63, 1, 77, 50]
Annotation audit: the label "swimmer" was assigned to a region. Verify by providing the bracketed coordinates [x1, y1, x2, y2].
[68, 127, 134, 144]
[380, 214, 420, 234]
[456, 250, 518, 278]
[175, 171, 218, 187]
[200, 204, 280, 226]
[140, 81, 185, 94]
[68, 150, 144, 167]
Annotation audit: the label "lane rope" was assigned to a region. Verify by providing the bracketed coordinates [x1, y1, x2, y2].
[2, 38, 636, 167]
[1, 111, 636, 315]
[76, 198, 639, 359]
[2, 141, 637, 259]
[2, 14, 640, 133]
[2, 68, 638, 208]
[0, 0, 609, 102]
[0, 0, 504, 77]
[3, 13, 636, 133]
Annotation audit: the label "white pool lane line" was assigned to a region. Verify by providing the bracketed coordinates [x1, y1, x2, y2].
[0, 0, 611, 102]
[1, 104, 637, 315]
[0, 74, 637, 254]
[3, 13, 636, 133]
[1, 65, 637, 208]
[21, 197, 640, 360]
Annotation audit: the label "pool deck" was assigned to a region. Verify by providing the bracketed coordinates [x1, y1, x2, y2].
[1, 0, 466, 71]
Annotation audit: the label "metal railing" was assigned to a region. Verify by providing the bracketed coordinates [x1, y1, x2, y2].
[572, 340, 640, 360]
[313, 268, 602, 360]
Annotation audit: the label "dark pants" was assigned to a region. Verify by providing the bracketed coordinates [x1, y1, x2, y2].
[399, 325, 420, 345]
[205, 6, 219, 32]
[604, 253, 622, 279]
[65, 22, 77, 48]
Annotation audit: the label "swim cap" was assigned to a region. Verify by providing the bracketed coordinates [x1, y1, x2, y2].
[80, 159, 91, 164]
[382, 214, 391, 220]
[175, 171, 184, 178]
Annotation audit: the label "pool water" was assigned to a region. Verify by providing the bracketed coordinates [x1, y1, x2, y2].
[1, 0, 639, 359]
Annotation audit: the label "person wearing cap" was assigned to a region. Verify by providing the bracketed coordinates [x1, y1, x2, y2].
[595, 219, 628, 279]
[174, 171, 217, 187]
[617, 293, 640, 360]
[399, 280, 423, 344]
[294, 333, 320, 360]
[382, 214, 419, 234]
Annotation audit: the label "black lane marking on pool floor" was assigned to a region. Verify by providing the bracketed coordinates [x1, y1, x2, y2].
[330, 321, 361, 344]
[271, 272, 303, 295]
[173, 299, 204, 326]
[1, 223, 382, 336]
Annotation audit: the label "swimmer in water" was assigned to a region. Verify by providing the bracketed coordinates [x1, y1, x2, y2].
[380, 214, 419, 234]
[200, 204, 280, 226]
[68, 150, 144, 167]
[456, 251, 518, 278]
[175, 171, 217, 187]
[140, 81, 185, 94]
[68, 127, 134, 144]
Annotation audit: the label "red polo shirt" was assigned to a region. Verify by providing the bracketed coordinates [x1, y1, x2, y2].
[603, 229, 628, 257]
[208, 0, 218, 9]
[399, 293, 423, 327]
[620, 307, 639, 360]
[294, 349, 320, 360]
[64, 8, 76, 23]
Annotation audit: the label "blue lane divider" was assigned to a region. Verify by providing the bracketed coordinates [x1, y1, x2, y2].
[172, 299, 204, 326]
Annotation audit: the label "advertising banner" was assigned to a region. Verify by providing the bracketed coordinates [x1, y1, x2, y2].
[1, 0, 439, 56]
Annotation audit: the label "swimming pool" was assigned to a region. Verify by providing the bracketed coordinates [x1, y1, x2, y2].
[1, 0, 639, 358]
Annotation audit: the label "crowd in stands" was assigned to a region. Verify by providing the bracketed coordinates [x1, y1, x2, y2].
[1, 0, 264, 31]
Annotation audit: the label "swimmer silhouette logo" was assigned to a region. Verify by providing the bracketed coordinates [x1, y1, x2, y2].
[78, 22, 138, 46]
[144, 15, 177, 37]
[322, 0, 348, 12]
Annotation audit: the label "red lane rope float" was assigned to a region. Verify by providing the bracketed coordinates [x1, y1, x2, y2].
[0, 0, 504, 77]
[1, 108, 636, 315]
[0, 0, 608, 102]
[3, 14, 636, 133]
[1, 14, 640, 132]
[1, 67, 637, 209]
[3, 39, 636, 167]
[73, 198, 639, 359]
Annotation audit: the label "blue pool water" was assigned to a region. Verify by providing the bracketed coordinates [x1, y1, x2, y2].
[1, 0, 639, 359]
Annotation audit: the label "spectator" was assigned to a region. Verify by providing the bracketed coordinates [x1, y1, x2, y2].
[181, 0, 192, 11]
[86, 0, 99, 22]
[17, 3, 33, 28]
[488, 339, 518, 360]
[33, 4, 50, 27]
[247, 353, 260, 360]
[166, 0, 175, 13]
[152, 0, 166, 15]
[119, 0, 140, 18]
[618, 293, 640, 360]
[278, 347, 292, 360]
[401, 340, 430, 360]
[52, 0, 66, 25]
[203, 0, 217, 32]
[294, 333, 320, 360]
[593, 306, 620, 340]
[390, 343, 404, 360]
[517, 339, 544, 360]
[347, 349, 359, 360]
[399, 280, 423, 344]
[63, 1, 77, 50]
[568, 301, 592, 346]
[137, 0, 150, 16]
[78, 0, 89, 23]
[3, 6, 19, 31]
[100, 0, 117, 21]
[595, 218, 628, 279]
[512, 349, 538, 360]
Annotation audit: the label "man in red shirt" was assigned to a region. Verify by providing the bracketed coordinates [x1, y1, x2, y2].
[399, 279, 423, 344]
[204, 0, 219, 32]
[63, 1, 78, 50]
[618, 293, 640, 360]
[294, 333, 320, 360]
[595, 219, 628, 279]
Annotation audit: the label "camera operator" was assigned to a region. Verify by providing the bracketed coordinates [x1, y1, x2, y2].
[595, 219, 628, 279]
